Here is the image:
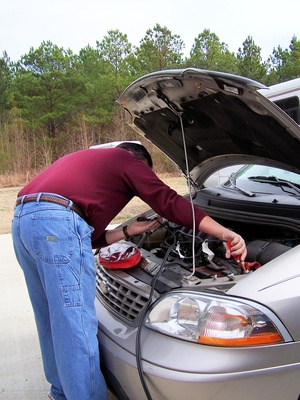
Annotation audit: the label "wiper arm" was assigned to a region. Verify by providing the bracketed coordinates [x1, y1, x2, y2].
[248, 175, 300, 195]
[228, 173, 256, 197]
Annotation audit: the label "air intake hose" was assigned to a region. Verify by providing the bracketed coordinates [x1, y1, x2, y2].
[246, 240, 290, 265]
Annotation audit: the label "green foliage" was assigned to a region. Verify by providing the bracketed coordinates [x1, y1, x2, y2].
[11, 41, 85, 141]
[236, 36, 267, 82]
[188, 29, 237, 73]
[96, 30, 132, 76]
[1, 27, 300, 176]
[267, 35, 300, 84]
[0, 52, 12, 126]
[135, 24, 184, 73]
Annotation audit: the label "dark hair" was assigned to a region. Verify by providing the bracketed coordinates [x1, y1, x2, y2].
[116, 142, 153, 168]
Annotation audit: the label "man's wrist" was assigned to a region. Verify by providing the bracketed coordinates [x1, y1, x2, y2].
[122, 225, 131, 239]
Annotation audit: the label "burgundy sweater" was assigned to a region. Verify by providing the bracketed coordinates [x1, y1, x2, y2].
[18, 148, 207, 248]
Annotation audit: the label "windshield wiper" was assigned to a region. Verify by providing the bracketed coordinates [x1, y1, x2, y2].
[248, 175, 300, 195]
[228, 173, 256, 197]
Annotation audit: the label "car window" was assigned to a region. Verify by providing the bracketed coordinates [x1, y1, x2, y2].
[235, 165, 300, 185]
[204, 166, 243, 187]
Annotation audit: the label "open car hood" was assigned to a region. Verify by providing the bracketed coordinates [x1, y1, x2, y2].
[117, 69, 300, 184]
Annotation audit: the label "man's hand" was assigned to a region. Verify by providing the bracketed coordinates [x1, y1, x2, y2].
[127, 214, 161, 236]
[199, 215, 247, 261]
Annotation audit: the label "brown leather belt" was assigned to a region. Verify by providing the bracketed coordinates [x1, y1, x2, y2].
[15, 194, 85, 220]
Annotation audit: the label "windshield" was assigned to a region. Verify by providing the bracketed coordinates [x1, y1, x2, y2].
[234, 165, 300, 185]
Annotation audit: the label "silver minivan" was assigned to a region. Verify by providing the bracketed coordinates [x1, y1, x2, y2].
[95, 69, 300, 400]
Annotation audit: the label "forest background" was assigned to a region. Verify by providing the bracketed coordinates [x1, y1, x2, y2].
[1, 24, 300, 186]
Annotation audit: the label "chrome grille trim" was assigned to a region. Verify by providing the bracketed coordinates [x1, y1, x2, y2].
[95, 258, 150, 321]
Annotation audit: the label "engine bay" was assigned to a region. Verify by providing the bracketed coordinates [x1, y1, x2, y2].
[132, 218, 295, 278]
[96, 215, 300, 297]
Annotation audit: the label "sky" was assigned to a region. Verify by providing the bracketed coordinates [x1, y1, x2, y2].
[1, 0, 300, 63]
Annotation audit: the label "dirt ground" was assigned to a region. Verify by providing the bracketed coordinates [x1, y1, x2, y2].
[0, 175, 188, 235]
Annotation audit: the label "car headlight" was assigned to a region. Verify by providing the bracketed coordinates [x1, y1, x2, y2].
[145, 292, 290, 346]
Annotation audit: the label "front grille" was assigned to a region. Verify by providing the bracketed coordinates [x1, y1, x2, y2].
[95, 258, 150, 321]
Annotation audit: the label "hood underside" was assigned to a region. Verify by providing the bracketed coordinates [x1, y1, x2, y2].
[117, 69, 300, 179]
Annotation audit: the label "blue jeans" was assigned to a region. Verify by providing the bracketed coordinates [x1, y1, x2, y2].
[12, 194, 108, 400]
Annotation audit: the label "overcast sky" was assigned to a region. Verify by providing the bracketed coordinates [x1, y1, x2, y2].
[1, 0, 300, 63]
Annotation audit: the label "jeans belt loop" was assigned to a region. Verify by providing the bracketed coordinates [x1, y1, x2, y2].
[67, 199, 73, 211]
[16, 196, 24, 215]
[36, 193, 42, 203]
